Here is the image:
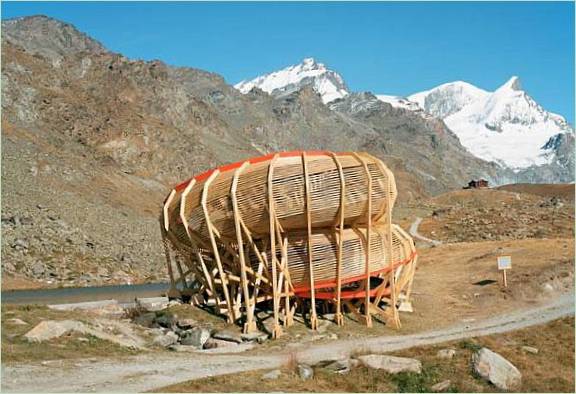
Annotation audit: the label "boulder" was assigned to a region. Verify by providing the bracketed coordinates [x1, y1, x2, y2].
[137, 297, 169, 311]
[431, 380, 452, 392]
[212, 330, 243, 343]
[176, 318, 197, 330]
[204, 338, 239, 349]
[436, 348, 456, 359]
[180, 327, 210, 348]
[357, 355, 422, 374]
[521, 346, 538, 354]
[262, 369, 282, 380]
[323, 359, 352, 374]
[6, 318, 28, 326]
[240, 331, 269, 343]
[153, 331, 179, 347]
[154, 313, 176, 329]
[24, 320, 85, 342]
[472, 348, 522, 390]
[298, 364, 314, 380]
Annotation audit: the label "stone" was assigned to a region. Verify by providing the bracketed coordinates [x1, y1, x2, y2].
[436, 348, 456, 359]
[298, 364, 314, 380]
[521, 346, 539, 354]
[262, 369, 282, 380]
[12, 239, 28, 249]
[137, 297, 169, 311]
[24, 320, 85, 342]
[323, 359, 351, 374]
[431, 380, 452, 392]
[24, 319, 145, 349]
[176, 318, 197, 330]
[154, 313, 176, 329]
[6, 318, 28, 325]
[357, 355, 422, 374]
[180, 327, 210, 348]
[212, 330, 243, 343]
[133, 312, 158, 328]
[240, 331, 269, 343]
[472, 348, 522, 390]
[204, 338, 239, 349]
[153, 331, 179, 347]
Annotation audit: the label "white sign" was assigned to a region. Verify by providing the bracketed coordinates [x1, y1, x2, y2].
[497, 256, 512, 270]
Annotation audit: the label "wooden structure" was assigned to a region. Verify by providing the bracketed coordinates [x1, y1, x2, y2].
[161, 151, 418, 337]
[463, 179, 489, 189]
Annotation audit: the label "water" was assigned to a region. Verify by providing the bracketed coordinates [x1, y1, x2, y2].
[1, 282, 171, 305]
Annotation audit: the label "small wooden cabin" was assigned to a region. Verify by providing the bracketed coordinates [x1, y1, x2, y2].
[464, 179, 489, 189]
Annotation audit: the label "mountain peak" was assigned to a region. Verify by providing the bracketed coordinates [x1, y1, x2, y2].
[2, 14, 108, 61]
[234, 58, 348, 104]
[499, 76, 522, 92]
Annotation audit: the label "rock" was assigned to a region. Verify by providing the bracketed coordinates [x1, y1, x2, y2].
[323, 359, 351, 374]
[153, 331, 179, 347]
[12, 238, 28, 249]
[262, 369, 282, 380]
[431, 380, 452, 392]
[204, 338, 239, 349]
[31, 262, 45, 276]
[24, 319, 145, 349]
[521, 346, 538, 354]
[436, 348, 456, 359]
[472, 348, 522, 390]
[298, 364, 314, 380]
[24, 320, 85, 342]
[137, 297, 169, 311]
[6, 318, 28, 325]
[133, 312, 158, 328]
[212, 330, 243, 343]
[176, 318, 197, 330]
[180, 327, 210, 348]
[240, 331, 269, 343]
[154, 313, 176, 329]
[357, 355, 422, 374]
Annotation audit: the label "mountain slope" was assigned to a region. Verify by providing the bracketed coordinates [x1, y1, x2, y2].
[235, 58, 349, 104]
[0, 16, 537, 288]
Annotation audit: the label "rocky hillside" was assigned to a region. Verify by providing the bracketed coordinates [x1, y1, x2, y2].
[1, 15, 513, 288]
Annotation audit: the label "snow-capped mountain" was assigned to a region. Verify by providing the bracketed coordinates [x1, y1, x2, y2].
[411, 76, 573, 169]
[408, 81, 489, 119]
[234, 58, 349, 104]
[235, 57, 573, 181]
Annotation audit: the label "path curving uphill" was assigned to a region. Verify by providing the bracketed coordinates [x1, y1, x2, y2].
[409, 217, 442, 246]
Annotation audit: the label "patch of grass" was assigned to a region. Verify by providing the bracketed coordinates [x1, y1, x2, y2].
[155, 317, 574, 393]
[459, 339, 482, 352]
[391, 364, 440, 393]
[1, 304, 141, 363]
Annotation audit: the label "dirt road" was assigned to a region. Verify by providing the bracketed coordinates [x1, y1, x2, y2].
[409, 217, 442, 246]
[2, 293, 573, 393]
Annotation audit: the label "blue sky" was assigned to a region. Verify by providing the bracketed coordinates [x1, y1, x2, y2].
[2, 1, 574, 123]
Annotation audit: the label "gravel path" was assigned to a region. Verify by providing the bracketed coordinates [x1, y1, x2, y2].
[409, 217, 442, 246]
[2, 293, 573, 392]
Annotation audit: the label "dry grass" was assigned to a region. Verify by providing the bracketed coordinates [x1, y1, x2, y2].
[155, 317, 574, 393]
[1, 304, 140, 363]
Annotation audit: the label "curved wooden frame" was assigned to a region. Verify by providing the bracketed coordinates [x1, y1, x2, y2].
[161, 151, 416, 337]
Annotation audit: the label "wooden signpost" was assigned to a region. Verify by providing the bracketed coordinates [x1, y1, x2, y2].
[497, 256, 512, 287]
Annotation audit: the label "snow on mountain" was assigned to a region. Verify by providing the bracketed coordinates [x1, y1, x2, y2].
[375, 95, 423, 111]
[234, 58, 348, 104]
[408, 81, 489, 119]
[441, 76, 573, 169]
